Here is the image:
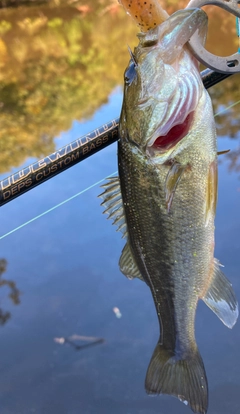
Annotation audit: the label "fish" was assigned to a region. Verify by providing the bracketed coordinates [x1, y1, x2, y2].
[99, 7, 238, 414]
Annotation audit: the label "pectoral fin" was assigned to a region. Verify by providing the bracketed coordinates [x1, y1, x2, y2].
[119, 242, 144, 282]
[205, 160, 218, 226]
[165, 161, 187, 212]
[99, 176, 128, 239]
[202, 259, 238, 328]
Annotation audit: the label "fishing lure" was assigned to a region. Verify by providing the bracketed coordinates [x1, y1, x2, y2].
[120, 0, 240, 73]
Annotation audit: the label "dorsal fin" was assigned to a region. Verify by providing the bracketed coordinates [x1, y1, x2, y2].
[98, 176, 128, 239]
[119, 242, 144, 281]
[217, 149, 230, 156]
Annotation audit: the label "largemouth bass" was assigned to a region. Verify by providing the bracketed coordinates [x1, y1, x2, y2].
[99, 8, 238, 414]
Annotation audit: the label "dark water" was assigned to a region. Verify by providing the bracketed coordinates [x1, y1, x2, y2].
[0, 2, 240, 414]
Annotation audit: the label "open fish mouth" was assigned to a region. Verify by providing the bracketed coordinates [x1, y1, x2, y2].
[150, 110, 195, 153]
[146, 62, 202, 154]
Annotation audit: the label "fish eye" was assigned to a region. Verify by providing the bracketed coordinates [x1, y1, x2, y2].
[124, 61, 137, 85]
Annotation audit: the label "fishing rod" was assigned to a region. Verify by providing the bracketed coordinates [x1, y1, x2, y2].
[0, 69, 232, 207]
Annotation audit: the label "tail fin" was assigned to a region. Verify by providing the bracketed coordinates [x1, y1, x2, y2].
[145, 342, 208, 414]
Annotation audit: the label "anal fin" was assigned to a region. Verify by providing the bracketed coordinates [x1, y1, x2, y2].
[202, 259, 238, 328]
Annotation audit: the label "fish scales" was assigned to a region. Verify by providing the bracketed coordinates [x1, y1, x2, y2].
[118, 90, 216, 355]
[100, 7, 238, 414]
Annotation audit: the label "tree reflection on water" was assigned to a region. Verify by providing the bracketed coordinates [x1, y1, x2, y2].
[209, 74, 240, 176]
[0, 0, 240, 174]
[0, 1, 137, 172]
[0, 258, 21, 325]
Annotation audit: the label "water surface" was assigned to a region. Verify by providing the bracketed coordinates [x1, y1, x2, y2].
[0, 1, 240, 413]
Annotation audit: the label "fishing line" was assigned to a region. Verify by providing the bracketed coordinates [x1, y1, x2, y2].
[236, 17, 240, 53]
[0, 171, 117, 240]
[214, 98, 240, 117]
[1, 95, 240, 241]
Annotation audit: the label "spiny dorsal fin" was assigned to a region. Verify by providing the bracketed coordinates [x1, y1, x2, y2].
[98, 176, 128, 239]
[119, 242, 144, 281]
[202, 259, 238, 328]
[217, 149, 230, 156]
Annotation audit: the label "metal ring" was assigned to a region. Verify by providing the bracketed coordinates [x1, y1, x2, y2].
[188, 33, 240, 73]
[187, 0, 240, 16]
[187, 0, 240, 73]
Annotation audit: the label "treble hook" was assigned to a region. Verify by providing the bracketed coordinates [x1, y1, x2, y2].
[187, 0, 240, 73]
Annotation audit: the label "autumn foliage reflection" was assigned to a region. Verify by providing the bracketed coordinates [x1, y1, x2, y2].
[0, 1, 138, 172]
[0, 0, 239, 173]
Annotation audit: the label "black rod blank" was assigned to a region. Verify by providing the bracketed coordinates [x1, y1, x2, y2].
[0, 69, 232, 207]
